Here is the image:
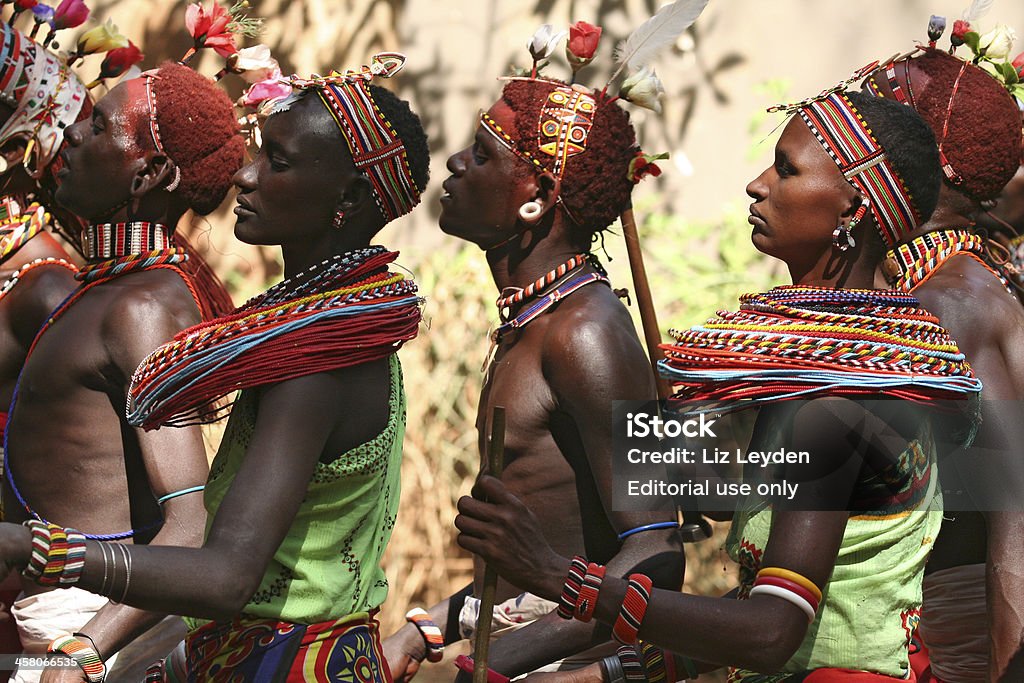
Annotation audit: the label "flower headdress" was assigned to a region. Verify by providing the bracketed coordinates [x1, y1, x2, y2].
[493, 0, 709, 187]
[253, 53, 422, 222]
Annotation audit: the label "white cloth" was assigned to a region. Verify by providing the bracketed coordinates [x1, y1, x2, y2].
[919, 563, 988, 683]
[11, 587, 185, 683]
[458, 592, 616, 674]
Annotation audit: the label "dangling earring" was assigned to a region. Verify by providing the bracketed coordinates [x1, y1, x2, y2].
[332, 209, 345, 230]
[832, 198, 869, 252]
[164, 167, 181, 193]
[518, 200, 542, 223]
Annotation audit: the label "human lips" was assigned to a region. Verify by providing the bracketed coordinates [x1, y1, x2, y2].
[234, 196, 257, 219]
[440, 177, 454, 203]
[748, 205, 766, 228]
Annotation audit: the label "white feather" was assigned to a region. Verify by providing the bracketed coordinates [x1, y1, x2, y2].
[962, 0, 994, 22]
[609, 0, 710, 84]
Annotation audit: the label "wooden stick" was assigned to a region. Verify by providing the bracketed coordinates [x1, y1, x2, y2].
[473, 406, 506, 683]
[621, 208, 672, 400]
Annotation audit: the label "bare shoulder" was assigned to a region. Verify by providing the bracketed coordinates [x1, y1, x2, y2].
[7, 261, 78, 325]
[99, 270, 202, 365]
[915, 255, 1024, 343]
[540, 284, 654, 399]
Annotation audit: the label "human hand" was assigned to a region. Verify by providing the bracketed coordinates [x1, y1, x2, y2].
[382, 624, 425, 682]
[0, 522, 32, 583]
[454, 475, 567, 602]
[520, 663, 605, 683]
[39, 664, 88, 683]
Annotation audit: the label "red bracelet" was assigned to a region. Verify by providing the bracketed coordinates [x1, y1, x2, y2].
[454, 655, 510, 683]
[574, 562, 606, 622]
[613, 574, 653, 645]
[556, 555, 588, 619]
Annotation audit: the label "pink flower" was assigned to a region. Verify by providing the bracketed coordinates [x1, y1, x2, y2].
[51, 0, 89, 31]
[1013, 51, 1024, 75]
[239, 68, 291, 108]
[567, 21, 602, 61]
[185, 1, 237, 58]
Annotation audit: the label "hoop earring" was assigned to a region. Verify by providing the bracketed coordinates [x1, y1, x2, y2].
[332, 209, 345, 230]
[832, 224, 855, 251]
[518, 200, 542, 223]
[164, 167, 181, 193]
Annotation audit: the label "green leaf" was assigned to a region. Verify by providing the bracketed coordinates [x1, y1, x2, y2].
[1002, 62, 1019, 84]
[963, 31, 981, 52]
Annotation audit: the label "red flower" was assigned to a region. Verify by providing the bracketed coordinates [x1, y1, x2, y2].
[951, 19, 971, 46]
[51, 0, 89, 30]
[185, 1, 237, 58]
[1013, 51, 1024, 75]
[568, 21, 602, 61]
[628, 151, 668, 184]
[14, 0, 38, 11]
[98, 41, 143, 80]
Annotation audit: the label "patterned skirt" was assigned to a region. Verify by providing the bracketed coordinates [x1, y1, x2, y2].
[146, 612, 391, 683]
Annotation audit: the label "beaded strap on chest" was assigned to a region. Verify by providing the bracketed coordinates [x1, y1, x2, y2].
[0, 203, 48, 264]
[0, 257, 77, 303]
[883, 229, 1010, 293]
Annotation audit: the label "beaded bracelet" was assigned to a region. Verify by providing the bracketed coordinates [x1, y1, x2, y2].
[405, 607, 444, 663]
[22, 520, 87, 587]
[48, 634, 106, 682]
[454, 655, 510, 683]
[750, 567, 821, 624]
[637, 641, 670, 683]
[575, 562, 606, 622]
[556, 555, 588, 619]
[616, 645, 644, 682]
[613, 574, 653, 645]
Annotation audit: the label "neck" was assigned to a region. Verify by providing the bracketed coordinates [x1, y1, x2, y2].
[900, 187, 979, 241]
[281, 229, 372, 279]
[485, 242, 585, 294]
[789, 247, 880, 290]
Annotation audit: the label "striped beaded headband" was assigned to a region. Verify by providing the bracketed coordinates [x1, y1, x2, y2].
[280, 53, 421, 222]
[140, 71, 182, 192]
[797, 92, 919, 247]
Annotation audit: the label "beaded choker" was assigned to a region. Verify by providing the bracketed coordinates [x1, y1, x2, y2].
[82, 222, 173, 260]
[659, 285, 981, 414]
[127, 246, 423, 430]
[881, 229, 1010, 293]
[496, 253, 589, 317]
[0, 203, 47, 264]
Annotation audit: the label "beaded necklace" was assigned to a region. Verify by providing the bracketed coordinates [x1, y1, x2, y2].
[127, 246, 423, 430]
[0, 257, 77, 303]
[0, 203, 47, 264]
[659, 285, 981, 414]
[82, 221, 173, 260]
[882, 229, 1011, 294]
[495, 253, 588, 318]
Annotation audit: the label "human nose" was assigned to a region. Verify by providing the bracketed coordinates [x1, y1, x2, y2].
[65, 120, 85, 147]
[232, 158, 257, 192]
[746, 166, 769, 201]
[446, 148, 468, 176]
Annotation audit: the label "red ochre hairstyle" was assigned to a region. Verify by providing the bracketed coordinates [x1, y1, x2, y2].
[909, 49, 1022, 201]
[149, 61, 246, 216]
[502, 78, 637, 236]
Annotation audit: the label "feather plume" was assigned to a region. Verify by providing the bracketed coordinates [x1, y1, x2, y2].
[608, 0, 710, 85]
[962, 0, 994, 22]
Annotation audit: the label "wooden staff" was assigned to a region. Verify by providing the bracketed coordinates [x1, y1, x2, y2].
[473, 406, 506, 683]
[621, 208, 672, 400]
[621, 209, 710, 541]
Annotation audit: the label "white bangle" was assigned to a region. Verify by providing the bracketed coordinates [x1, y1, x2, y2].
[749, 584, 817, 623]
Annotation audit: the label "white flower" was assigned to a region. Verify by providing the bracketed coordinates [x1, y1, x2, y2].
[979, 24, 1016, 61]
[620, 67, 665, 114]
[235, 44, 279, 83]
[527, 24, 567, 62]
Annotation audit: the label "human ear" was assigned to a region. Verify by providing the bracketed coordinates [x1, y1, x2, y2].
[335, 174, 374, 218]
[130, 155, 178, 197]
[529, 171, 562, 222]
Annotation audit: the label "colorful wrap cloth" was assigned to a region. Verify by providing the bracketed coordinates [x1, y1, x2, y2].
[659, 285, 982, 414]
[726, 411, 942, 682]
[127, 246, 422, 429]
[147, 612, 390, 683]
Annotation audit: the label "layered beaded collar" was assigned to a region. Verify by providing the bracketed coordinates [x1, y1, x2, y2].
[495, 253, 590, 319]
[882, 229, 1009, 293]
[82, 221, 173, 261]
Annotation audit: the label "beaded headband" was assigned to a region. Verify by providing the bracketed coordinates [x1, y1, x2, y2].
[0, 22, 89, 179]
[770, 67, 920, 248]
[278, 53, 421, 222]
[140, 71, 182, 192]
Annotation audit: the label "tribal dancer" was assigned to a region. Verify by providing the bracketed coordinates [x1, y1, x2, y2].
[384, 22, 684, 681]
[862, 22, 1024, 681]
[0, 18, 91, 666]
[0, 53, 427, 682]
[976, 102, 1024, 289]
[1, 58, 245, 682]
[454, 83, 980, 681]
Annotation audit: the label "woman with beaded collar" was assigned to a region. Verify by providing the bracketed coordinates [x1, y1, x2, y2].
[0, 53, 428, 683]
[452, 78, 982, 681]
